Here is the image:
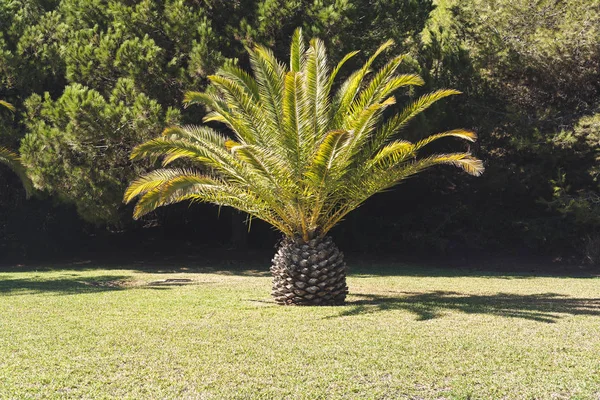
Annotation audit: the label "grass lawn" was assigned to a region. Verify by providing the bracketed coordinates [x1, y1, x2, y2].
[1, 258, 599, 399]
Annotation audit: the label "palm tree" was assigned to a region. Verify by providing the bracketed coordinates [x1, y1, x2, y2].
[125, 29, 484, 306]
[0, 100, 32, 197]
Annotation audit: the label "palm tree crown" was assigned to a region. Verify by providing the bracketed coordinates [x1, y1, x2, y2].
[125, 29, 483, 241]
[1, 100, 32, 197]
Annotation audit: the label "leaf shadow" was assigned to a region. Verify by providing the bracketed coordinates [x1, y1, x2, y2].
[0, 275, 130, 296]
[332, 291, 600, 323]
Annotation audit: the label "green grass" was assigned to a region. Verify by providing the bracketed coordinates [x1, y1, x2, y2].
[1, 260, 599, 399]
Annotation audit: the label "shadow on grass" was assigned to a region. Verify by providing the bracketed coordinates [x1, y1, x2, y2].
[0, 275, 130, 295]
[347, 262, 599, 279]
[2, 273, 599, 324]
[2, 254, 598, 279]
[0, 257, 272, 277]
[334, 291, 600, 322]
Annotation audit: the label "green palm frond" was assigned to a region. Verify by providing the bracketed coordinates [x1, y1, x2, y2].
[289, 28, 306, 72]
[325, 50, 359, 95]
[331, 39, 394, 126]
[249, 45, 286, 132]
[368, 140, 416, 169]
[126, 28, 484, 240]
[183, 91, 218, 108]
[305, 129, 349, 187]
[0, 100, 16, 112]
[126, 167, 293, 234]
[370, 89, 463, 151]
[353, 55, 406, 110]
[124, 168, 213, 204]
[219, 63, 260, 100]
[413, 129, 477, 150]
[305, 38, 330, 142]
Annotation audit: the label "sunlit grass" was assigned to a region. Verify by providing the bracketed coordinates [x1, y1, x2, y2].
[1, 261, 599, 399]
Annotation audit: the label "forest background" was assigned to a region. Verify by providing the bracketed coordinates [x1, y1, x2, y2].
[1, 0, 599, 264]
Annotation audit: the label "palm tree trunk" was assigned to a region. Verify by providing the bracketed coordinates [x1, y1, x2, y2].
[270, 236, 348, 305]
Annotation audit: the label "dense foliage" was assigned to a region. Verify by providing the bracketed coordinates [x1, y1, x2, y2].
[1, 0, 433, 225]
[415, 0, 600, 257]
[1, 0, 598, 261]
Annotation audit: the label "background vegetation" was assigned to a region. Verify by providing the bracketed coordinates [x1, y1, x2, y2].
[1, 0, 599, 262]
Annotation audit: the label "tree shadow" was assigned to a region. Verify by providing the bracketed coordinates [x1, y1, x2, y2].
[0, 256, 272, 277]
[2, 253, 597, 279]
[347, 262, 599, 279]
[333, 291, 600, 322]
[0, 275, 131, 296]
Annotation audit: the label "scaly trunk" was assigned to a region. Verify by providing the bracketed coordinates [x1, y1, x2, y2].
[270, 236, 348, 305]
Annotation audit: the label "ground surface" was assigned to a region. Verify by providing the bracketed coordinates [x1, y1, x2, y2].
[1, 258, 599, 399]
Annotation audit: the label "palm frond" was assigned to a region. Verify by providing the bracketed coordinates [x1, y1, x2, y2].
[207, 74, 270, 145]
[218, 63, 260, 100]
[249, 45, 285, 132]
[325, 50, 359, 96]
[124, 168, 217, 205]
[281, 71, 311, 177]
[126, 32, 483, 239]
[289, 28, 306, 72]
[420, 153, 484, 177]
[230, 144, 293, 186]
[133, 181, 214, 220]
[130, 136, 247, 184]
[379, 74, 425, 99]
[368, 89, 462, 155]
[182, 91, 219, 109]
[343, 96, 396, 159]
[186, 187, 294, 236]
[305, 130, 349, 186]
[0, 100, 16, 112]
[304, 38, 330, 142]
[331, 39, 394, 126]
[414, 129, 477, 150]
[367, 140, 415, 169]
[322, 152, 483, 233]
[354, 55, 406, 110]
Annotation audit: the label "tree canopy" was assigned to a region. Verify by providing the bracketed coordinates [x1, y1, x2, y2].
[1, 0, 598, 261]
